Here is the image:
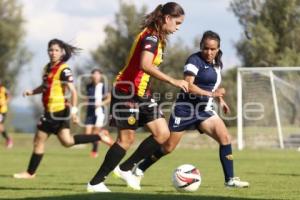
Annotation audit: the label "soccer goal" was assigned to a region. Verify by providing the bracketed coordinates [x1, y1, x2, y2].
[237, 67, 300, 150]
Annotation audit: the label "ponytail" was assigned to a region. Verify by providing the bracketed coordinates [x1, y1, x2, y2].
[48, 39, 81, 62]
[141, 2, 184, 45]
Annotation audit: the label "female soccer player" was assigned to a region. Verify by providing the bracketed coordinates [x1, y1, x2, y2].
[87, 2, 188, 192]
[0, 81, 13, 148]
[84, 69, 114, 158]
[13, 39, 109, 179]
[129, 31, 249, 189]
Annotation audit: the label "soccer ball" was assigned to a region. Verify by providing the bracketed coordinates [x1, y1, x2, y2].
[172, 164, 201, 192]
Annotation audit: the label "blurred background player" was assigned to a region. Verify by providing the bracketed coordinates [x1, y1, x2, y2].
[127, 31, 249, 189]
[84, 68, 114, 158]
[0, 80, 13, 148]
[13, 39, 110, 179]
[87, 2, 188, 192]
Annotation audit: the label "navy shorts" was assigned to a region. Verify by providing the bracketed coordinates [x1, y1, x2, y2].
[168, 103, 215, 132]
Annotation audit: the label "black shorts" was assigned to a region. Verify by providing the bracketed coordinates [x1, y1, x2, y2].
[37, 108, 70, 135]
[109, 89, 164, 130]
[0, 113, 6, 123]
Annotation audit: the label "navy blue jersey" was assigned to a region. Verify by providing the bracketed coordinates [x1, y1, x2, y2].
[86, 82, 107, 116]
[169, 52, 222, 132]
[177, 52, 221, 110]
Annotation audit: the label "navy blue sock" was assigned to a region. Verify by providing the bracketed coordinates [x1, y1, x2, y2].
[138, 147, 166, 172]
[219, 144, 234, 182]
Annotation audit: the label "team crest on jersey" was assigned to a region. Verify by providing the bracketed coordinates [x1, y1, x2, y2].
[128, 115, 136, 125]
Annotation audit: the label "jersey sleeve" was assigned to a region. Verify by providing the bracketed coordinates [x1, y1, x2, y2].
[60, 67, 74, 83]
[183, 55, 199, 76]
[141, 34, 159, 54]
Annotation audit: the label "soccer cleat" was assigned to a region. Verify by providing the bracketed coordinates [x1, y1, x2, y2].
[87, 182, 111, 192]
[90, 151, 98, 158]
[13, 172, 36, 179]
[132, 166, 144, 188]
[225, 177, 249, 188]
[6, 138, 13, 148]
[99, 129, 114, 146]
[113, 165, 141, 190]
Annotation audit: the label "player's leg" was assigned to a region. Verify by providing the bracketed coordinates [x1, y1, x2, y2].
[87, 129, 134, 192]
[137, 131, 184, 173]
[57, 128, 101, 147]
[13, 130, 49, 179]
[0, 114, 13, 148]
[199, 115, 249, 188]
[119, 118, 170, 172]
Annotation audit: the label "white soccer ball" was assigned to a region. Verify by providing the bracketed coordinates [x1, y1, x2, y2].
[172, 164, 201, 192]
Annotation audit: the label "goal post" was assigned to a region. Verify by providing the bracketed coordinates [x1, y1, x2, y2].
[237, 67, 300, 150]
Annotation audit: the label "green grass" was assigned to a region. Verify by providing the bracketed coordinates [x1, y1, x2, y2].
[0, 133, 299, 200]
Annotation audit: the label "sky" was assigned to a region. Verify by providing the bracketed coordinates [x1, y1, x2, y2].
[13, 0, 243, 107]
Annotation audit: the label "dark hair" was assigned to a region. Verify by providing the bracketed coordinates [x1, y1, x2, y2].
[48, 39, 81, 62]
[200, 31, 223, 68]
[141, 2, 184, 45]
[91, 68, 102, 74]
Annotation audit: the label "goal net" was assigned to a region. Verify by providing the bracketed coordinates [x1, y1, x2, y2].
[237, 67, 300, 150]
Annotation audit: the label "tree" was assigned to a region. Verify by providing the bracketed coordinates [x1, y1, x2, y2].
[230, 0, 300, 67]
[91, 1, 147, 78]
[0, 0, 31, 90]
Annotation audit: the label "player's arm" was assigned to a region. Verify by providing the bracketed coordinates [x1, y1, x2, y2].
[61, 68, 78, 123]
[139, 35, 188, 92]
[184, 75, 224, 98]
[140, 51, 188, 92]
[23, 85, 43, 97]
[99, 92, 111, 107]
[66, 82, 79, 123]
[5, 89, 11, 102]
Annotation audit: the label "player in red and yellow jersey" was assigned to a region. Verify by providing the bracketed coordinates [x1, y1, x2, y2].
[0, 80, 13, 148]
[87, 2, 188, 192]
[13, 39, 111, 179]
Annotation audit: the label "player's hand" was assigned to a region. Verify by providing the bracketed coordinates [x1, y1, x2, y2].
[71, 114, 79, 124]
[219, 98, 230, 114]
[213, 87, 226, 98]
[23, 90, 33, 97]
[171, 79, 189, 92]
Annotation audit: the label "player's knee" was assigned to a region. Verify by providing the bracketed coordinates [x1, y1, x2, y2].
[117, 137, 135, 150]
[155, 130, 170, 144]
[61, 140, 74, 147]
[163, 144, 175, 154]
[220, 133, 231, 145]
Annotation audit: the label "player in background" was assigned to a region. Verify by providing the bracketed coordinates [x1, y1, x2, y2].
[13, 39, 111, 179]
[127, 31, 250, 189]
[87, 2, 188, 192]
[0, 80, 13, 148]
[84, 69, 114, 158]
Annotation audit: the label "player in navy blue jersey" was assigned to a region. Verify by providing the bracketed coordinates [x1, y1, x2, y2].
[84, 69, 114, 158]
[124, 30, 249, 189]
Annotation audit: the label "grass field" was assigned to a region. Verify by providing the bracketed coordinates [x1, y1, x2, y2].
[0, 133, 299, 200]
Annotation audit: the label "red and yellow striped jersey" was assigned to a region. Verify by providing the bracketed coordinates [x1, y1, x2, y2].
[115, 28, 164, 97]
[42, 62, 73, 113]
[0, 86, 8, 113]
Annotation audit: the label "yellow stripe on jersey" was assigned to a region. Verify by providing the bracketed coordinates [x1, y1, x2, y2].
[0, 86, 8, 113]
